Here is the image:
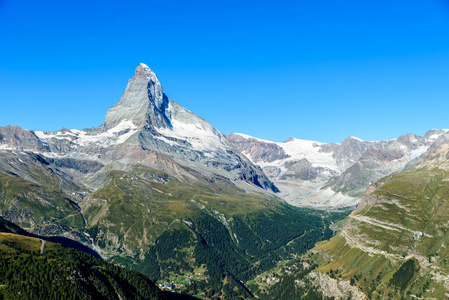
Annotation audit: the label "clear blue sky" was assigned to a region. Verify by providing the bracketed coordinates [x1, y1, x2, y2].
[1, 0, 449, 143]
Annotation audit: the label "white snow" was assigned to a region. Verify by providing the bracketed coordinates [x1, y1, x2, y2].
[154, 102, 229, 153]
[153, 135, 178, 146]
[34, 119, 138, 148]
[428, 134, 440, 141]
[73, 120, 138, 146]
[157, 119, 226, 152]
[233, 134, 341, 173]
[407, 146, 429, 161]
[232, 132, 276, 144]
[233, 131, 445, 176]
[33, 131, 50, 140]
[280, 138, 339, 170]
[348, 136, 364, 142]
[426, 129, 449, 142]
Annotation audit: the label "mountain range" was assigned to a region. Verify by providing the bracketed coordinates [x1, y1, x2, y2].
[228, 129, 449, 207]
[1, 63, 449, 299]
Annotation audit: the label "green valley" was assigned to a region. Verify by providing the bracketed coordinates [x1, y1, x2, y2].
[81, 166, 350, 298]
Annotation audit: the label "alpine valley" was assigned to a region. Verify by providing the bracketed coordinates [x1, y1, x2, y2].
[1, 63, 449, 299]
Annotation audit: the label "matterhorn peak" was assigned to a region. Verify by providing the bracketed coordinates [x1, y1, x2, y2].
[103, 63, 171, 130]
[133, 63, 160, 84]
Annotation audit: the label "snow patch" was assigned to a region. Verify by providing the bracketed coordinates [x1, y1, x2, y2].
[157, 119, 227, 152]
[273, 138, 339, 171]
[35, 119, 138, 147]
[348, 136, 364, 141]
[234, 134, 340, 172]
[407, 146, 429, 161]
[233, 132, 277, 144]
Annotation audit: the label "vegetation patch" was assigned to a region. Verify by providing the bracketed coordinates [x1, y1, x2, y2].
[389, 259, 419, 291]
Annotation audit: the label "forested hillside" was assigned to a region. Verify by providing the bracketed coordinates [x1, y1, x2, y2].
[0, 223, 166, 300]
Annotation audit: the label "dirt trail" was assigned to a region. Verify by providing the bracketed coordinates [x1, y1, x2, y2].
[40, 239, 45, 254]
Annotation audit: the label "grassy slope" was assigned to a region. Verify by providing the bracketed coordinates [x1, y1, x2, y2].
[0, 172, 84, 230]
[260, 167, 449, 299]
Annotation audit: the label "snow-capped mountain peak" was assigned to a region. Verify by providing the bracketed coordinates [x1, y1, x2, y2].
[103, 63, 170, 130]
[134, 63, 160, 83]
[0, 63, 279, 193]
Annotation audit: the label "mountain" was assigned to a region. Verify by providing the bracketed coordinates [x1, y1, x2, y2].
[0, 63, 347, 298]
[249, 132, 449, 299]
[27, 63, 277, 194]
[227, 130, 448, 207]
[0, 63, 281, 244]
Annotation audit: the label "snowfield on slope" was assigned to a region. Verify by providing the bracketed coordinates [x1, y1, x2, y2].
[33, 119, 139, 147]
[233, 133, 340, 173]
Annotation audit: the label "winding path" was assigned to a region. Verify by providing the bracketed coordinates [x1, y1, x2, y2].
[40, 239, 45, 254]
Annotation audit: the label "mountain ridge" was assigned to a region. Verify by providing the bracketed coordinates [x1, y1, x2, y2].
[228, 129, 449, 207]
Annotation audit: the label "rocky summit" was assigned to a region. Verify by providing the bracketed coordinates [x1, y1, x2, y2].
[104, 63, 170, 130]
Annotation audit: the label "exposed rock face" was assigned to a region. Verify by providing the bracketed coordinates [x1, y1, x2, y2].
[330, 133, 435, 196]
[333, 136, 389, 170]
[0, 126, 48, 152]
[227, 133, 290, 163]
[328, 148, 406, 196]
[46, 157, 104, 174]
[419, 132, 449, 161]
[409, 132, 449, 170]
[237, 158, 280, 192]
[104, 63, 171, 130]
[281, 159, 317, 180]
[395, 133, 426, 149]
[308, 272, 366, 300]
